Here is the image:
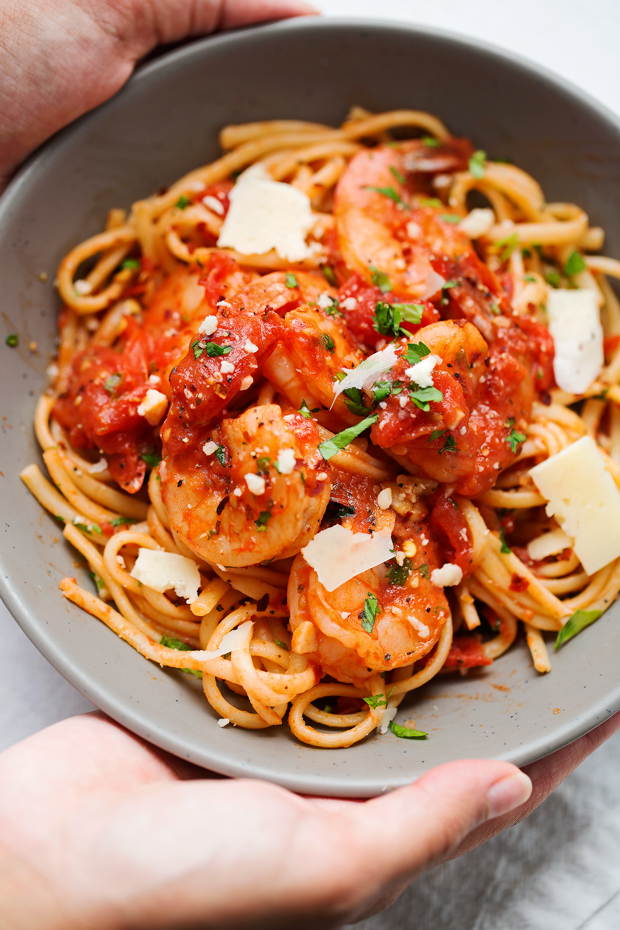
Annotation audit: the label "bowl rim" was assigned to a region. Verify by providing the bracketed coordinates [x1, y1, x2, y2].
[2, 15, 620, 794]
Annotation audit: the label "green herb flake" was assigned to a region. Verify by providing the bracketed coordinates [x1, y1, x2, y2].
[545, 270, 562, 289]
[365, 185, 407, 207]
[141, 450, 162, 468]
[360, 593, 381, 634]
[299, 399, 314, 419]
[104, 372, 123, 395]
[555, 609, 603, 650]
[404, 341, 431, 365]
[369, 265, 392, 293]
[497, 233, 519, 263]
[175, 195, 191, 210]
[372, 381, 392, 404]
[522, 274, 537, 283]
[507, 427, 527, 453]
[161, 635, 191, 651]
[440, 213, 462, 224]
[109, 516, 136, 527]
[394, 302, 424, 324]
[386, 557, 413, 586]
[342, 387, 370, 418]
[410, 385, 444, 411]
[255, 510, 272, 532]
[323, 265, 337, 286]
[564, 250, 586, 278]
[274, 639, 289, 651]
[390, 720, 427, 739]
[418, 197, 443, 208]
[204, 342, 232, 357]
[285, 272, 298, 288]
[88, 570, 104, 591]
[421, 136, 441, 148]
[5, 333, 19, 347]
[418, 563, 429, 579]
[256, 456, 271, 474]
[438, 433, 457, 455]
[389, 165, 406, 185]
[214, 444, 226, 467]
[322, 333, 335, 354]
[499, 528, 511, 554]
[318, 415, 378, 461]
[121, 258, 140, 270]
[364, 688, 395, 710]
[469, 150, 487, 179]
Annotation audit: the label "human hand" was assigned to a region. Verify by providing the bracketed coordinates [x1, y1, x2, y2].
[0, 0, 317, 189]
[0, 711, 618, 930]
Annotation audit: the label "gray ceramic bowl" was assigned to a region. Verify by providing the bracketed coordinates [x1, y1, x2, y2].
[2, 18, 620, 797]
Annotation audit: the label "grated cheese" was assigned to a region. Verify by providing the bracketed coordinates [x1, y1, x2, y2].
[276, 448, 296, 475]
[332, 344, 399, 401]
[137, 389, 168, 426]
[198, 315, 218, 336]
[302, 525, 393, 592]
[244, 473, 266, 495]
[217, 164, 313, 262]
[530, 435, 620, 575]
[404, 354, 441, 388]
[130, 549, 201, 602]
[430, 563, 463, 587]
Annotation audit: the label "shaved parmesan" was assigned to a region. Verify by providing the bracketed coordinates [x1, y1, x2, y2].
[217, 164, 313, 262]
[130, 549, 200, 603]
[302, 525, 393, 592]
[546, 289, 603, 394]
[217, 717, 230, 727]
[245, 473, 266, 495]
[332, 344, 399, 401]
[378, 706, 397, 734]
[421, 269, 446, 300]
[137, 389, 168, 425]
[527, 528, 573, 562]
[189, 621, 254, 661]
[404, 354, 441, 388]
[204, 195, 225, 215]
[530, 436, 620, 575]
[430, 563, 463, 587]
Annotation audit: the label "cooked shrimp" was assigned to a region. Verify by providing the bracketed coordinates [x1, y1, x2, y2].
[161, 405, 331, 566]
[333, 141, 472, 300]
[288, 472, 450, 687]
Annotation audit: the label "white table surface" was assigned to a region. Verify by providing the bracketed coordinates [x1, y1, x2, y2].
[3, 1, 620, 927]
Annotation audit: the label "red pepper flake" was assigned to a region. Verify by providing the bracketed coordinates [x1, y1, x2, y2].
[509, 572, 529, 592]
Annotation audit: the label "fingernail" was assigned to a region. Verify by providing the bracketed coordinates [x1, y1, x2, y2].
[486, 771, 532, 819]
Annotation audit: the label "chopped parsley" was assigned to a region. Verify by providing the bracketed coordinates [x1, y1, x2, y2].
[325, 300, 343, 318]
[274, 639, 289, 650]
[440, 214, 462, 224]
[421, 136, 441, 147]
[438, 433, 457, 455]
[499, 528, 511, 554]
[555, 609, 603, 650]
[373, 301, 424, 337]
[256, 456, 271, 474]
[418, 197, 443, 208]
[410, 385, 443, 411]
[192, 341, 233, 359]
[121, 258, 140, 270]
[564, 250, 586, 278]
[318, 415, 378, 460]
[386, 558, 413, 586]
[389, 166, 406, 185]
[443, 280, 458, 291]
[5, 333, 19, 347]
[342, 387, 370, 418]
[161, 635, 202, 677]
[285, 272, 298, 288]
[299, 398, 320, 419]
[326, 501, 355, 521]
[322, 265, 337, 286]
[404, 341, 431, 365]
[74, 521, 101, 535]
[545, 270, 562, 288]
[141, 450, 162, 468]
[89, 571, 104, 591]
[497, 233, 519, 263]
[363, 688, 394, 709]
[417, 563, 429, 579]
[372, 381, 392, 404]
[522, 274, 537, 283]
[507, 427, 527, 453]
[175, 195, 191, 210]
[109, 516, 136, 527]
[255, 511, 272, 531]
[389, 720, 427, 739]
[104, 372, 123, 395]
[360, 593, 380, 634]
[365, 185, 407, 208]
[369, 265, 392, 293]
[469, 149, 487, 179]
[214, 444, 226, 467]
[322, 333, 335, 354]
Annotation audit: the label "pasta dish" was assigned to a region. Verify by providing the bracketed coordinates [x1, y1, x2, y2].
[19, 108, 620, 748]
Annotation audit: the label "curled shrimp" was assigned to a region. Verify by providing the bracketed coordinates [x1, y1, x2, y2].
[161, 404, 331, 567]
[334, 140, 472, 300]
[287, 470, 450, 688]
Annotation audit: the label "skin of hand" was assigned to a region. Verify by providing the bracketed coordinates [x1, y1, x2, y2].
[0, 0, 317, 189]
[0, 711, 618, 930]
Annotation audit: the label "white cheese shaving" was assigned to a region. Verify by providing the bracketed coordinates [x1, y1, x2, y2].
[203, 195, 225, 215]
[302, 525, 393, 592]
[220, 359, 235, 374]
[546, 289, 603, 394]
[421, 269, 446, 300]
[217, 164, 313, 262]
[404, 354, 441, 388]
[189, 621, 254, 661]
[240, 375, 253, 391]
[378, 706, 397, 734]
[342, 296, 357, 310]
[217, 717, 230, 727]
[244, 338, 258, 353]
[527, 528, 573, 562]
[458, 208, 495, 239]
[332, 344, 399, 401]
[130, 549, 201, 603]
[137, 389, 168, 425]
[318, 292, 335, 309]
[377, 488, 392, 510]
[198, 315, 218, 336]
[530, 435, 620, 575]
[406, 221, 422, 239]
[202, 440, 218, 456]
[430, 563, 463, 587]
[244, 473, 266, 495]
[276, 448, 296, 475]
[149, 373, 161, 385]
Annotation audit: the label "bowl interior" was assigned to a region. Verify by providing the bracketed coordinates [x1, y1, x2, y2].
[2, 18, 620, 796]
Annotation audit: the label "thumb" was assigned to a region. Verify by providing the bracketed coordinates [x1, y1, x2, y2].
[331, 760, 531, 922]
